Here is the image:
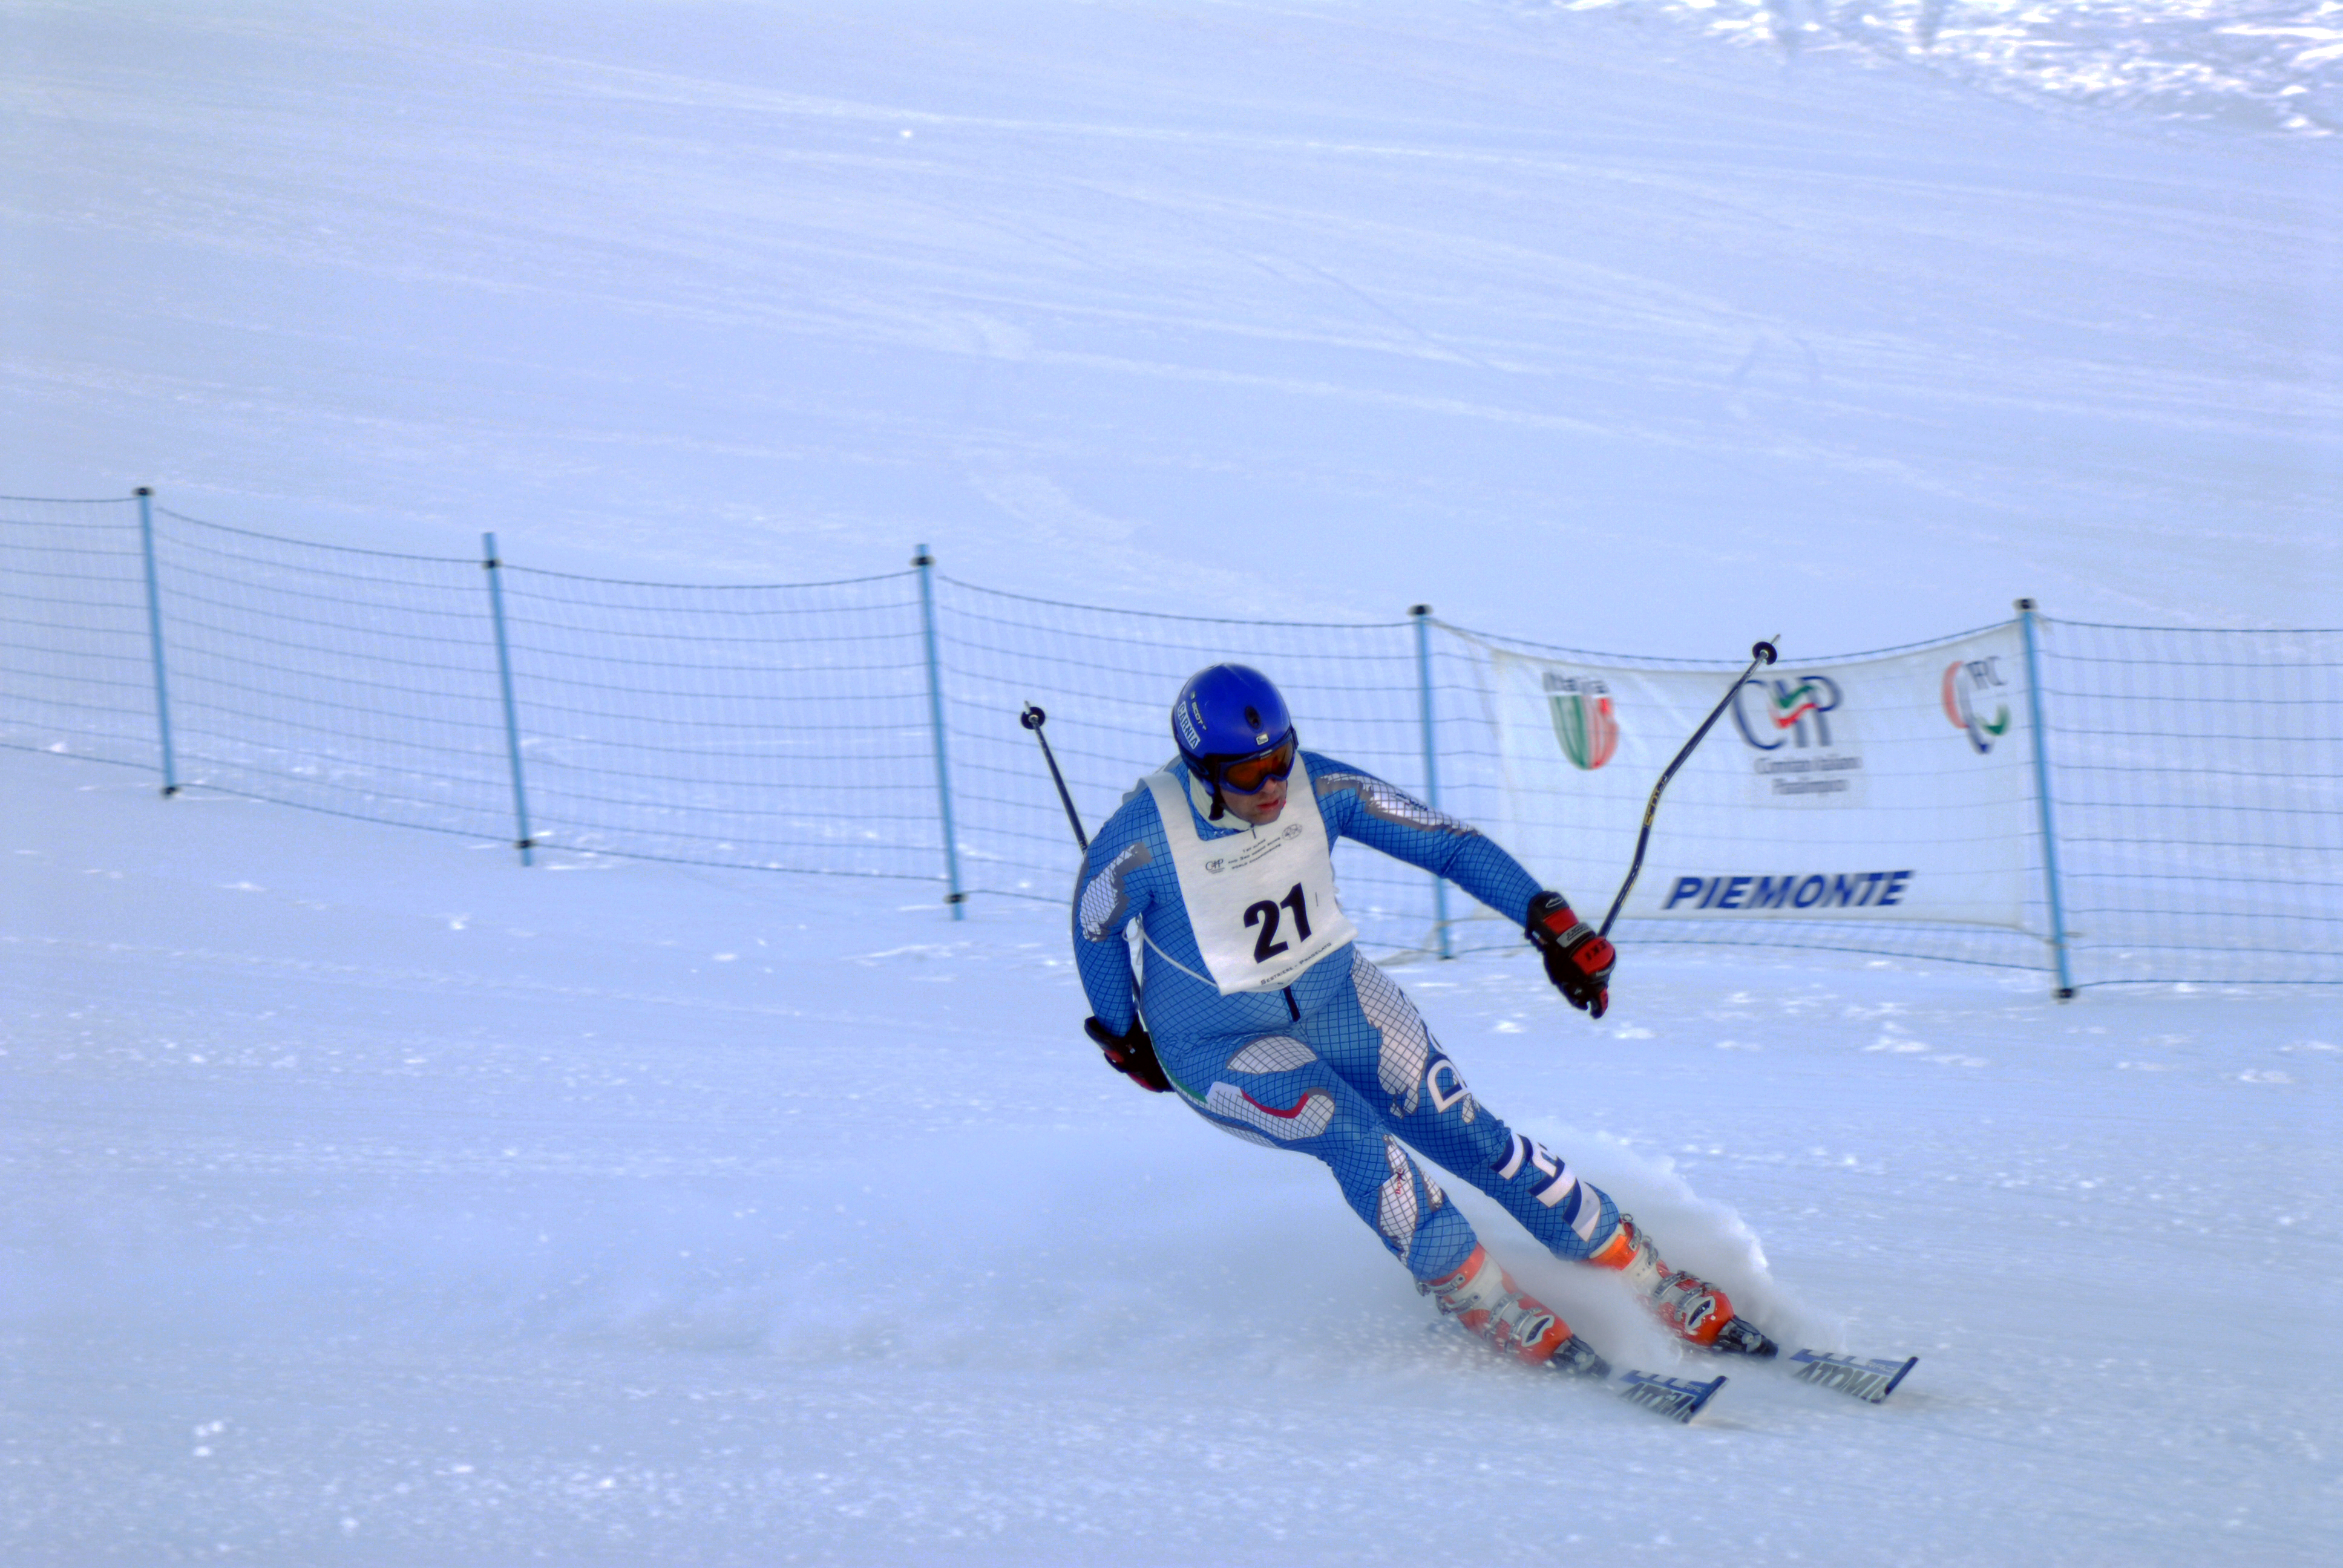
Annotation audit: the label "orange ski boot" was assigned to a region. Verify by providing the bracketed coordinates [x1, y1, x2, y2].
[1423, 1244, 1610, 1377]
[1587, 1215, 1777, 1356]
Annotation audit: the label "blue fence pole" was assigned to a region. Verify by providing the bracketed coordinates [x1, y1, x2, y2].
[1411, 605, 1452, 959]
[2016, 598, 2075, 999]
[914, 545, 965, 918]
[482, 532, 535, 867]
[134, 487, 179, 797]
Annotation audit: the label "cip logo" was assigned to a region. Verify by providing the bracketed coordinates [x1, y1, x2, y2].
[1542, 671, 1617, 771]
[1941, 657, 2011, 754]
[1730, 675, 1843, 750]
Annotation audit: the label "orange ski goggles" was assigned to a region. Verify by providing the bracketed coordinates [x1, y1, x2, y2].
[1218, 736, 1298, 794]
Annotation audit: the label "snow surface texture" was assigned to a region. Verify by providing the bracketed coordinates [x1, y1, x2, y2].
[3, 2, 2338, 1564]
[10, 751, 2339, 1566]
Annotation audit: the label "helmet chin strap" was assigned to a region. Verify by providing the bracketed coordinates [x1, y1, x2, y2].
[1183, 763, 1230, 822]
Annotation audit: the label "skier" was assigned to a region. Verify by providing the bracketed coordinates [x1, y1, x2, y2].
[1072, 662, 1775, 1374]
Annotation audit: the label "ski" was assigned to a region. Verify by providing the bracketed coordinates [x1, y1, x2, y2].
[1702, 1314, 1916, 1406]
[1551, 1333, 1729, 1424]
[1783, 1348, 1918, 1405]
[1438, 1322, 1728, 1423]
[1611, 1367, 1729, 1424]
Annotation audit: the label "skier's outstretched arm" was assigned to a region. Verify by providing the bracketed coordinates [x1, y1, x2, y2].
[1306, 755, 1545, 922]
[1310, 754, 1616, 1016]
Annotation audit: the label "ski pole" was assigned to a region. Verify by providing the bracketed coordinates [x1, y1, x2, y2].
[1598, 638, 1779, 937]
[1019, 703, 1090, 854]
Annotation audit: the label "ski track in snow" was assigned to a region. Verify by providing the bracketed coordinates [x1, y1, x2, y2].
[3, 2, 2338, 1563]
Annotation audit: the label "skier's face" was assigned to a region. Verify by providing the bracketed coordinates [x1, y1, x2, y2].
[1221, 771, 1286, 825]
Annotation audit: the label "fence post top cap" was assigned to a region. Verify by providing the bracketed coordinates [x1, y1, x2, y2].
[1409, 603, 1432, 618]
[134, 486, 152, 497]
[2016, 597, 2038, 612]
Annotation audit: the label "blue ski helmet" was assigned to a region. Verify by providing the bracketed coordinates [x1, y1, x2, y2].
[1172, 664, 1296, 815]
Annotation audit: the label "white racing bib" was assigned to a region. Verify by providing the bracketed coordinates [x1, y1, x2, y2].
[1144, 754, 1358, 995]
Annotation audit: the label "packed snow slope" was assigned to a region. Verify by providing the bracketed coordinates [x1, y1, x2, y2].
[4, 2, 2339, 1565]
[8, 747, 2339, 1567]
[3, 1, 2337, 644]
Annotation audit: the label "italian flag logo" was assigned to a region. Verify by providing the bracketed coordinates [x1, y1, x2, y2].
[1549, 689, 1619, 771]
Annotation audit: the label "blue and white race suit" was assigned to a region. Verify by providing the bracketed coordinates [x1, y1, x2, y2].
[1072, 750, 1622, 1282]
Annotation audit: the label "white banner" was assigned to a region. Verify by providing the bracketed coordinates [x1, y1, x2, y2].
[1484, 626, 2038, 929]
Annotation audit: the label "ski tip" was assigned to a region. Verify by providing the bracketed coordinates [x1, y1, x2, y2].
[1789, 1349, 1919, 1404]
[1614, 1368, 1728, 1424]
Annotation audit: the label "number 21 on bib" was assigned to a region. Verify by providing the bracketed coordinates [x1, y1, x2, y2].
[1144, 756, 1358, 995]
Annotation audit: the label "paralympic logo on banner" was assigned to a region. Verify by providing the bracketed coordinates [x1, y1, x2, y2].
[1542, 670, 1617, 771]
[1941, 656, 2012, 754]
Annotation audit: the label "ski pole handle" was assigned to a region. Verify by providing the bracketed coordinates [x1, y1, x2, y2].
[1020, 703, 1091, 854]
[1598, 638, 1778, 938]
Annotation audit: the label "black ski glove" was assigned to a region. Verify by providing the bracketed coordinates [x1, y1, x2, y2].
[1084, 1015, 1171, 1093]
[1525, 891, 1615, 1020]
